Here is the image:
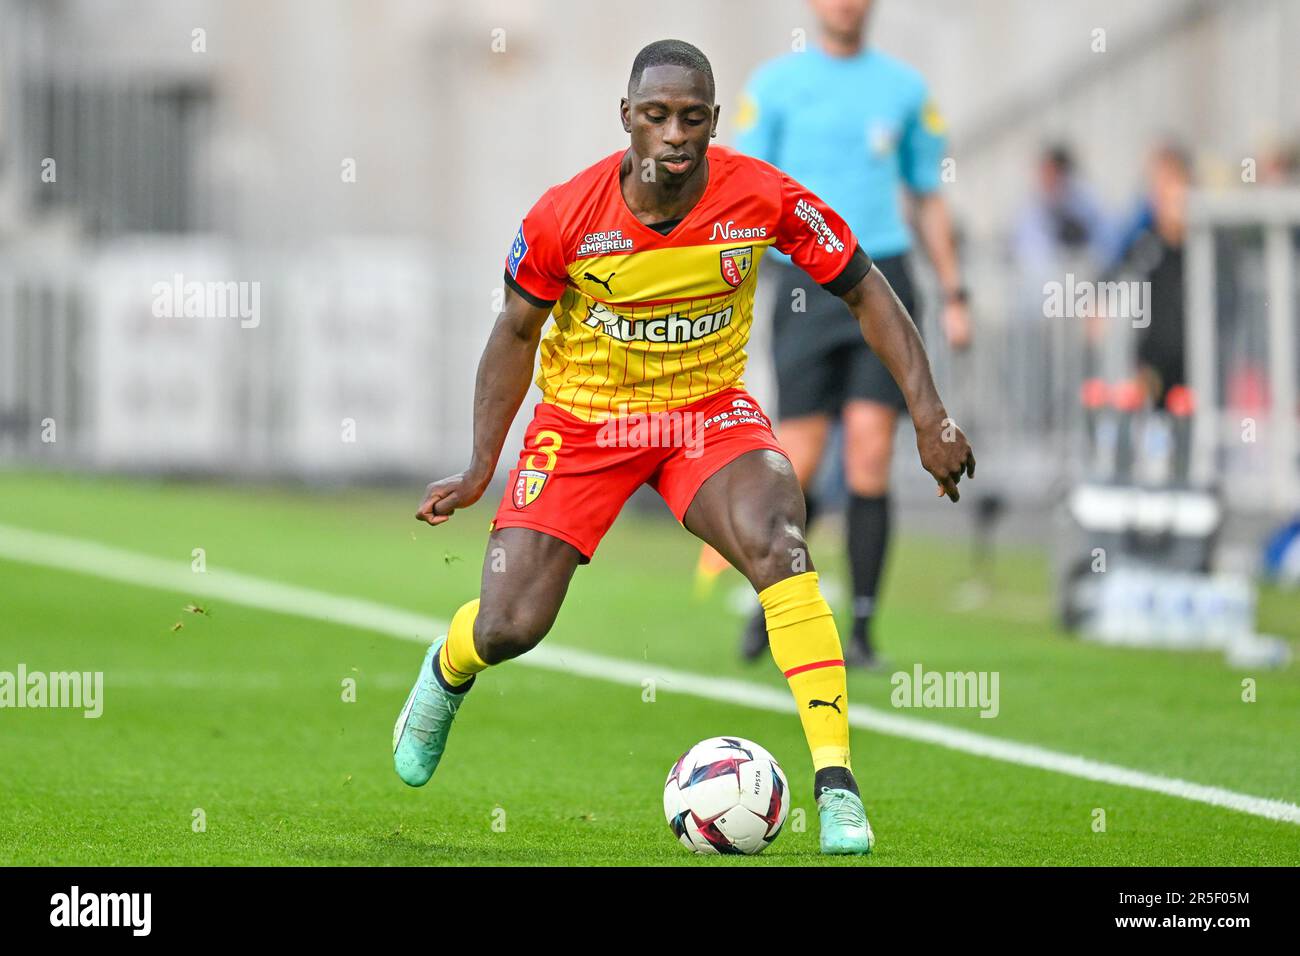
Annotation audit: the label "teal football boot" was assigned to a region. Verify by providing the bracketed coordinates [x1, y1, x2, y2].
[392, 637, 472, 787]
[817, 787, 875, 855]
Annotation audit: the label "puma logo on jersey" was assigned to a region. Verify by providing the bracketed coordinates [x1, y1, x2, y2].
[808, 695, 843, 713]
[583, 271, 615, 295]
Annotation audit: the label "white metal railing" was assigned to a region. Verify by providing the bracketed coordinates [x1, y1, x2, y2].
[1186, 189, 1300, 513]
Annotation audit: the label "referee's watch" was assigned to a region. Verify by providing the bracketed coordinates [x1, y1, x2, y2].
[945, 286, 969, 305]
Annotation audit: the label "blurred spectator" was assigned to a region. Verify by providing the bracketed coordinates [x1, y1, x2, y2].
[1110, 142, 1193, 406]
[1012, 144, 1111, 274]
[1258, 139, 1300, 186]
[1009, 145, 1110, 433]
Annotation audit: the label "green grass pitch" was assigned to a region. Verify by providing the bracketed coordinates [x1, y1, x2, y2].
[0, 471, 1297, 865]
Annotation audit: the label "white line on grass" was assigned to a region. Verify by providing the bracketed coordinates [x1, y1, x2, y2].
[3, 521, 1298, 826]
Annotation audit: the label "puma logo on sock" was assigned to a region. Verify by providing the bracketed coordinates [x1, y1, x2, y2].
[808, 694, 843, 713]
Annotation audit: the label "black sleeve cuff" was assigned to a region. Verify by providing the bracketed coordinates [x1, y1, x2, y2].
[504, 271, 557, 309]
[820, 244, 873, 297]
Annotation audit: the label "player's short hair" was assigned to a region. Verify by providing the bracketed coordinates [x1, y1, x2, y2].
[628, 39, 715, 102]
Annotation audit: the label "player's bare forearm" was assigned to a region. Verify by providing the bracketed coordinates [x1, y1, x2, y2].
[841, 267, 942, 420]
[840, 266, 975, 501]
[415, 288, 553, 526]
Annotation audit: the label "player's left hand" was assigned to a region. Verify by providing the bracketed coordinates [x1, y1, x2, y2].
[942, 300, 972, 351]
[914, 414, 975, 502]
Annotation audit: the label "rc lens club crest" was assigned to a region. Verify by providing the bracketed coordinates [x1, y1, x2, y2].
[720, 246, 753, 288]
[514, 470, 548, 508]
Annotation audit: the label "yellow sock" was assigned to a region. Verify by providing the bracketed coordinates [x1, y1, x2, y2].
[759, 572, 851, 771]
[439, 599, 488, 686]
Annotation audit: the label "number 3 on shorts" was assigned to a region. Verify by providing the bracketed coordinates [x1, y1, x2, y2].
[525, 430, 563, 472]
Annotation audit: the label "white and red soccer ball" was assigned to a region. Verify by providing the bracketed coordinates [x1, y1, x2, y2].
[663, 736, 790, 855]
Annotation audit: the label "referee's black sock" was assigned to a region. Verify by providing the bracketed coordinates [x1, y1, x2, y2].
[847, 494, 890, 652]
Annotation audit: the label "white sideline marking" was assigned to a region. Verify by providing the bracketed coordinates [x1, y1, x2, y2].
[3, 522, 1298, 826]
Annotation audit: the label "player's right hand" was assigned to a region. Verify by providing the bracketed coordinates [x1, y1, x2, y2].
[914, 416, 975, 503]
[415, 470, 489, 527]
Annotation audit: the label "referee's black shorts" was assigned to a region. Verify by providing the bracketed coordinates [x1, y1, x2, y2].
[769, 254, 920, 420]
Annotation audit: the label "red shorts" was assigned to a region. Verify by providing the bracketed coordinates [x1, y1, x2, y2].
[491, 388, 787, 561]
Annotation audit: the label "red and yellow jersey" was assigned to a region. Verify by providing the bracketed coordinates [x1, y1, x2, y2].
[503, 145, 870, 422]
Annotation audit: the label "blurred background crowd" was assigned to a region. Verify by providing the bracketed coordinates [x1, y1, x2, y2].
[0, 0, 1297, 545]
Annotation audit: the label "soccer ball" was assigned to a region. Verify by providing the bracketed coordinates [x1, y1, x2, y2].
[663, 735, 790, 855]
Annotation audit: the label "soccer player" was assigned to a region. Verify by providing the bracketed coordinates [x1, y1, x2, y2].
[393, 39, 974, 855]
[727, 0, 971, 667]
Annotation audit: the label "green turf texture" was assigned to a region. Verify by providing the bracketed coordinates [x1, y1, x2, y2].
[0, 471, 1297, 865]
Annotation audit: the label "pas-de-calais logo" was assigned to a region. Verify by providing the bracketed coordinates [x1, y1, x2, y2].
[720, 246, 753, 288]
[514, 470, 548, 508]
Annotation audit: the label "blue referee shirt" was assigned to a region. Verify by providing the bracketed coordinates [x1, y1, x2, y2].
[734, 45, 947, 261]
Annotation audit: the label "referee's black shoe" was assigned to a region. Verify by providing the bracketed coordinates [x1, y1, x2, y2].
[739, 607, 768, 661]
